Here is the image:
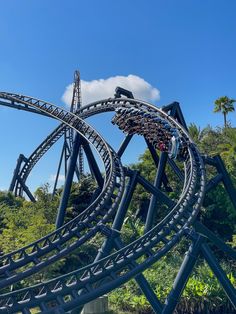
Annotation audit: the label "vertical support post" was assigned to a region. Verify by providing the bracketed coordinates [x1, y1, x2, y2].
[52, 142, 67, 196]
[117, 134, 133, 158]
[112, 170, 138, 231]
[162, 234, 204, 314]
[162, 102, 188, 131]
[175, 105, 188, 131]
[136, 174, 175, 208]
[201, 242, 236, 309]
[17, 178, 36, 202]
[96, 171, 164, 313]
[9, 154, 26, 193]
[144, 152, 168, 233]
[145, 139, 170, 191]
[64, 134, 71, 176]
[167, 158, 184, 182]
[82, 139, 104, 189]
[95, 171, 138, 261]
[72, 172, 139, 314]
[56, 133, 81, 228]
[114, 237, 163, 313]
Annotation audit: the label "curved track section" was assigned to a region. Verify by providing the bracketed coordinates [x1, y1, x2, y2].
[15, 123, 67, 197]
[0, 92, 125, 288]
[11, 70, 82, 197]
[0, 93, 205, 313]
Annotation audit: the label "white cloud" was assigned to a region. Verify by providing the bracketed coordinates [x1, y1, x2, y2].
[62, 74, 160, 107]
[49, 174, 65, 182]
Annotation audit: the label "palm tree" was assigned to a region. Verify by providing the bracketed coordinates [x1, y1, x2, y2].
[214, 96, 235, 127]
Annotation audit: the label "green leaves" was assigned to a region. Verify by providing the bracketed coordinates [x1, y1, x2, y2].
[0, 201, 55, 254]
[109, 255, 236, 314]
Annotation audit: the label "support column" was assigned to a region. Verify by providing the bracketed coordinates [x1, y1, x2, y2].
[71, 172, 139, 314]
[136, 173, 175, 208]
[9, 154, 27, 193]
[162, 234, 204, 314]
[17, 178, 36, 202]
[201, 242, 236, 309]
[97, 171, 163, 313]
[82, 139, 104, 189]
[144, 152, 168, 233]
[114, 237, 163, 313]
[95, 171, 138, 262]
[117, 134, 133, 158]
[52, 142, 67, 196]
[145, 139, 170, 191]
[56, 133, 81, 228]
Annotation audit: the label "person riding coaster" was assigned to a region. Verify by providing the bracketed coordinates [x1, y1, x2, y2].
[112, 106, 182, 159]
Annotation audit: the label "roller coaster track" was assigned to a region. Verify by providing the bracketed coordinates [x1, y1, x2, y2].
[0, 91, 210, 313]
[9, 71, 83, 198]
[0, 93, 205, 313]
[14, 123, 69, 197]
[0, 92, 125, 286]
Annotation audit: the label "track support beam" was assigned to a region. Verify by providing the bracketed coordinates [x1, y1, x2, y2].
[56, 133, 82, 228]
[162, 233, 205, 314]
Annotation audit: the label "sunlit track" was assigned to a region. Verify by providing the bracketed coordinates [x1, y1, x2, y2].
[6, 96, 196, 198]
[15, 123, 67, 197]
[0, 92, 206, 313]
[2, 97, 190, 199]
[0, 92, 125, 289]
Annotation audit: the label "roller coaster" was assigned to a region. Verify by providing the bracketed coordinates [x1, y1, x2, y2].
[0, 71, 235, 313]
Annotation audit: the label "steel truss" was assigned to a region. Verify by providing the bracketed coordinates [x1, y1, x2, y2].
[0, 82, 235, 314]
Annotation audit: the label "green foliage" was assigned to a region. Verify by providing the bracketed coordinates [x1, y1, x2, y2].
[217, 127, 236, 175]
[0, 178, 98, 287]
[110, 122, 236, 313]
[0, 200, 55, 254]
[66, 175, 97, 220]
[34, 183, 60, 224]
[0, 190, 62, 287]
[0, 190, 23, 208]
[110, 254, 236, 314]
[188, 123, 212, 146]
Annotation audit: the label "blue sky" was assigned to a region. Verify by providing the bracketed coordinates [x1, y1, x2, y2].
[0, 0, 236, 192]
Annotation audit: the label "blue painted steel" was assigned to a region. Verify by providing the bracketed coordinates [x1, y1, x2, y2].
[0, 90, 235, 314]
[145, 152, 168, 233]
[162, 233, 205, 314]
[201, 242, 236, 309]
[56, 133, 83, 228]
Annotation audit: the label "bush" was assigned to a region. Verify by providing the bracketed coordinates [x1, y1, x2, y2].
[109, 253, 236, 314]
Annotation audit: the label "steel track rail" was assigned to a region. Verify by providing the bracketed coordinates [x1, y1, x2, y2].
[0, 150, 205, 313]
[0, 92, 125, 287]
[15, 123, 67, 196]
[1, 96, 196, 199]
[14, 96, 192, 197]
[0, 93, 205, 313]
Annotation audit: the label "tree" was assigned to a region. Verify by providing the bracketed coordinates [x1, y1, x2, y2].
[188, 123, 212, 146]
[214, 96, 235, 128]
[217, 127, 236, 175]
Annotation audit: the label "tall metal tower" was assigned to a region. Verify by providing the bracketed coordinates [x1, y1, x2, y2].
[52, 70, 84, 195]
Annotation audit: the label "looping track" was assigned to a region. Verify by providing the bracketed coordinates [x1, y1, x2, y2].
[0, 92, 206, 313]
